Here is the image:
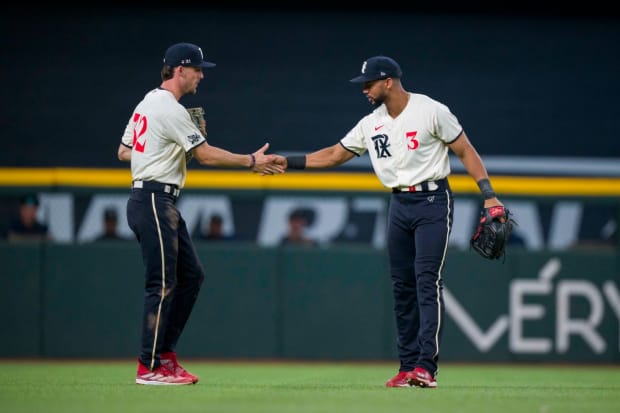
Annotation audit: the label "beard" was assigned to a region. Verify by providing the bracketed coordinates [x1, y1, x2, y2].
[369, 91, 386, 108]
[371, 96, 385, 108]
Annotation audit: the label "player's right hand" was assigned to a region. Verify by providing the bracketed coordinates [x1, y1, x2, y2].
[252, 143, 285, 175]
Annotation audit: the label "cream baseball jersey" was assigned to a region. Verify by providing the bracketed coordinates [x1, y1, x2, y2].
[120, 88, 206, 188]
[341, 93, 463, 189]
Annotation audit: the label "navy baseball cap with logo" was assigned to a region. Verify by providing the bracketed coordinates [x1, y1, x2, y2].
[163, 43, 216, 68]
[350, 56, 402, 83]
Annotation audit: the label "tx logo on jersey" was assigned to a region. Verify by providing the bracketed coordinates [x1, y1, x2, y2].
[371, 134, 391, 158]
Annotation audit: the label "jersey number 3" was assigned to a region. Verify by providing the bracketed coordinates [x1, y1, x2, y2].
[132, 113, 148, 153]
[406, 131, 419, 150]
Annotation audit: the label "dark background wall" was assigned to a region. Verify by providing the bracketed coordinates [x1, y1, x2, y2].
[2, 5, 619, 167]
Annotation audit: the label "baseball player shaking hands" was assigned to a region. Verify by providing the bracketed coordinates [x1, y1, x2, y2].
[117, 42, 283, 385]
[275, 56, 505, 388]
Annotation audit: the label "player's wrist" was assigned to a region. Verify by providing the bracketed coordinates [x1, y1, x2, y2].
[477, 178, 496, 200]
[249, 154, 256, 169]
[286, 155, 306, 170]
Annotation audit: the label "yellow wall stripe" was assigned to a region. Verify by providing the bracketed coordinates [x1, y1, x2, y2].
[0, 167, 618, 196]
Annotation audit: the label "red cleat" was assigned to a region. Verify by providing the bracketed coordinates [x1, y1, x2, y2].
[386, 371, 414, 388]
[406, 367, 437, 388]
[136, 360, 195, 385]
[161, 352, 199, 384]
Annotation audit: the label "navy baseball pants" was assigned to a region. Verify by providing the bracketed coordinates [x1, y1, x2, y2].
[127, 184, 205, 370]
[387, 178, 453, 377]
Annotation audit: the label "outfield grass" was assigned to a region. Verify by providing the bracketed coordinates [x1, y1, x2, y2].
[0, 360, 618, 413]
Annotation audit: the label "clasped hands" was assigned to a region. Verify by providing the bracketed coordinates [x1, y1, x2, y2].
[250, 143, 289, 175]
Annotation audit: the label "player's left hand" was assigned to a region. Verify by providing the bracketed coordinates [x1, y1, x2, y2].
[470, 205, 515, 260]
[483, 198, 505, 222]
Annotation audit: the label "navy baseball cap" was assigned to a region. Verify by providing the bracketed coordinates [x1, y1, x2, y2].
[350, 56, 402, 83]
[163, 43, 216, 68]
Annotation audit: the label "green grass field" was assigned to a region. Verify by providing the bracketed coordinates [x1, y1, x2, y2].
[1, 360, 618, 413]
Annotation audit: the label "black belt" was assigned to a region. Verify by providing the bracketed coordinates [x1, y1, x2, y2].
[392, 179, 446, 193]
[132, 180, 181, 197]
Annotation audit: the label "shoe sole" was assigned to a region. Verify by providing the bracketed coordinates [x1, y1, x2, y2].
[386, 380, 416, 388]
[408, 377, 437, 388]
[181, 373, 199, 384]
[136, 379, 194, 385]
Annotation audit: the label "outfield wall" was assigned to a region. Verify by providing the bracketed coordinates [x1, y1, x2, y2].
[1, 169, 618, 362]
[1, 243, 617, 363]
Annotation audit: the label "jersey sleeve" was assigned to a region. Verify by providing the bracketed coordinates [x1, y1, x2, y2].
[340, 118, 368, 156]
[433, 102, 463, 143]
[166, 106, 207, 152]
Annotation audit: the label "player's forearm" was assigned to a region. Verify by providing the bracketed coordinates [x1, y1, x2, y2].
[459, 148, 489, 183]
[306, 154, 340, 168]
[303, 144, 352, 169]
[449, 132, 490, 183]
[457, 147, 503, 206]
[450, 136, 489, 183]
[118, 144, 132, 162]
[194, 145, 252, 168]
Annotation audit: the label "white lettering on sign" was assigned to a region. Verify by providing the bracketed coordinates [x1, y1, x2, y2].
[556, 280, 605, 353]
[443, 289, 508, 352]
[447, 257, 618, 355]
[38, 192, 611, 251]
[602, 282, 620, 352]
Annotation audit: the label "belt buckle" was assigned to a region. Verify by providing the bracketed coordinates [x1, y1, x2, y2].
[410, 184, 422, 192]
[397, 180, 438, 192]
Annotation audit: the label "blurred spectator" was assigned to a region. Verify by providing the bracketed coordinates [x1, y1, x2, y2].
[197, 214, 236, 242]
[5, 193, 49, 242]
[280, 209, 318, 247]
[94, 208, 130, 242]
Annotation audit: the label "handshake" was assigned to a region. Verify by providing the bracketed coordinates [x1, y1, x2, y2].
[248, 142, 294, 176]
[186, 107, 293, 176]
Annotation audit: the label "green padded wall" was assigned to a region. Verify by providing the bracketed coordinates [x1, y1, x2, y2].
[1, 243, 617, 363]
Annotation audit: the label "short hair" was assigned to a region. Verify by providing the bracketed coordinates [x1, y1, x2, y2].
[104, 208, 118, 221]
[161, 65, 175, 81]
[289, 209, 308, 221]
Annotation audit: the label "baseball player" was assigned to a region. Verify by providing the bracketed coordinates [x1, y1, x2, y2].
[276, 55, 505, 388]
[117, 42, 283, 385]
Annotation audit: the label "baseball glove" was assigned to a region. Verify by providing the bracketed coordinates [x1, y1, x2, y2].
[186, 106, 206, 136]
[470, 205, 515, 260]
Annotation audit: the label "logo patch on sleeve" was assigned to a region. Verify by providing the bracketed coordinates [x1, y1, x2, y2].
[186, 133, 202, 144]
